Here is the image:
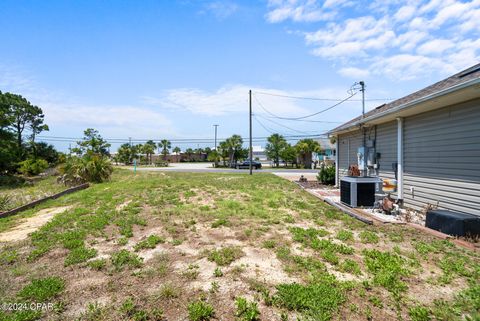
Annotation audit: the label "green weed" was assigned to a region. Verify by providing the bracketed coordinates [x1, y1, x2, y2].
[206, 247, 244, 266]
[262, 240, 276, 249]
[64, 246, 97, 266]
[211, 218, 229, 228]
[274, 281, 345, 321]
[235, 297, 260, 321]
[133, 235, 165, 251]
[18, 276, 65, 301]
[359, 231, 379, 244]
[110, 249, 143, 271]
[88, 258, 107, 270]
[187, 300, 215, 321]
[335, 230, 354, 242]
[363, 249, 409, 294]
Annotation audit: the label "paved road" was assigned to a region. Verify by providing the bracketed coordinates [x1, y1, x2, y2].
[125, 162, 318, 174]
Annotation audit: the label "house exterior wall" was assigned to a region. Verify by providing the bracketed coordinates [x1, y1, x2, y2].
[336, 98, 480, 216]
[337, 129, 362, 180]
[337, 121, 397, 185]
[402, 98, 480, 215]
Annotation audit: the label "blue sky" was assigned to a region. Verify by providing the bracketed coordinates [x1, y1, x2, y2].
[1, 0, 479, 151]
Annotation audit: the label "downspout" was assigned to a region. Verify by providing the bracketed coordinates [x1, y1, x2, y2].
[396, 117, 404, 202]
[335, 137, 339, 187]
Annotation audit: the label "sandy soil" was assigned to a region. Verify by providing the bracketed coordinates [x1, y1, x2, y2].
[0, 206, 71, 243]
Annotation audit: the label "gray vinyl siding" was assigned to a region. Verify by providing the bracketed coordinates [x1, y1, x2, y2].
[375, 121, 397, 181]
[337, 130, 362, 182]
[337, 121, 397, 185]
[402, 98, 480, 216]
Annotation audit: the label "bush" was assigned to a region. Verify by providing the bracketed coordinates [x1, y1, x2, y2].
[18, 158, 49, 176]
[317, 164, 335, 185]
[58, 155, 113, 185]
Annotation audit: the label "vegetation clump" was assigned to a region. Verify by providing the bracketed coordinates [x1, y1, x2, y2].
[111, 249, 143, 271]
[317, 164, 336, 185]
[235, 297, 260, 321]
[206, 246, 244, 266]
[363, 249, 409, 294]
[274, 279, 345, 321]
[18, 276, 65, 301]
[133, 234, 165, 251]
[187, 300, 215, 321]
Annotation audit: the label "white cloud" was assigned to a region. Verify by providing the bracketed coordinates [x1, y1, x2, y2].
[142, 85, 315, 117]
[203, 1, 238, 19]
[417, 39, 455, 55]
[267, 0, 480, 80]
[394, 5, 416, 21]
[265, 0, 334, 23]
[339, 67, 370, 79]
[0, 66, 176, 139]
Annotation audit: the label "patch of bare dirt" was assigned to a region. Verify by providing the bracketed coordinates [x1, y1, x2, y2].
[235, 246, 298, 284]
[0, 206, 72, 243]
[115, 199, 132, 211]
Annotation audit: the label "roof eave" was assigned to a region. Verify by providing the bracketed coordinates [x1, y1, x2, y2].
[329, 77, 480, 136]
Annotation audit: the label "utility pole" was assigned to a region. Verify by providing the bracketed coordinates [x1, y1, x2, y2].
[129, 137, 132, 147]
[213, 124, 219, 150]
[249, 90, 253, 175]
[360, 81, 365, 118]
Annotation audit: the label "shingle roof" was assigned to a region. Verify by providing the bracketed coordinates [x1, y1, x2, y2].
[330, 63, 480, 133]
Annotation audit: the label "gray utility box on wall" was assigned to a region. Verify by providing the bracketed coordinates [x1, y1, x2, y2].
[340, 176, 382, 208]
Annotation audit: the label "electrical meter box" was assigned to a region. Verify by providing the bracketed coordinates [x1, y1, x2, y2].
[357, 147, 366, 169]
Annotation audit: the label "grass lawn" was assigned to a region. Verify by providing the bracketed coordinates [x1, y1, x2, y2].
[0, 170, 479, 321]
[0, 175, 66, 212]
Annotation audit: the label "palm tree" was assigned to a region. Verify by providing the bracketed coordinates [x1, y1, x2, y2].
[159, 139, 171, 160]
[185, 148, 194, 161]
[173, 146, 181, 154]
[143, 140, 157, 164]
[224, 134, 243, 167]
[295, 139, 322, 169]
[265, 133, 287, 167]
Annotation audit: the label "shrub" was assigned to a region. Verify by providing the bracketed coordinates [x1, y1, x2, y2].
[59, 155, 113, 185]
[317, 164, 335, 185]
[0, 194, 11, 212]
[187, 300, 215, 321]
[18, 158, 49, 176]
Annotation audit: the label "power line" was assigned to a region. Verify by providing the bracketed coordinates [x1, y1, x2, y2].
[255, 114, 325, 135]
[253, 92, 356, 121]
[253, 115, 276, 134]
[253, 90, 394, 102]
[254, 91, 395, 101]
[35, 133, 327, 144]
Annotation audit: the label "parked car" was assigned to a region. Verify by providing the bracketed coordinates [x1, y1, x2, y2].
[235, 160, 262, 169]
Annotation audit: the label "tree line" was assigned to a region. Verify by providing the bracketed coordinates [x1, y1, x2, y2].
[113, 141, 216, 165]
[206, 133, 322, 168]
[0, 91, 59, 175]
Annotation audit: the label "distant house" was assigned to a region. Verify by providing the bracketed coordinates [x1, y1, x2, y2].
[313, 137, 336, 162]
[252, 145, 268, 162]
[329, 63, 480, 216]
